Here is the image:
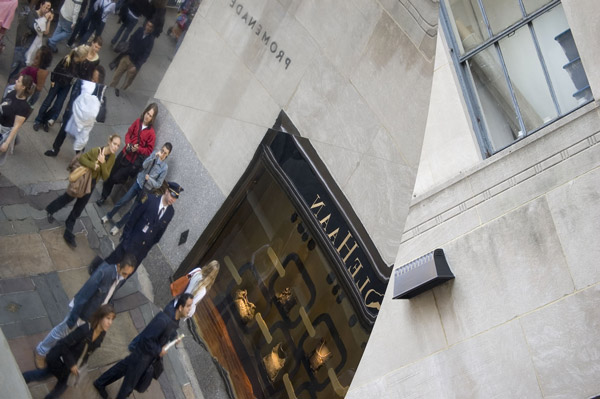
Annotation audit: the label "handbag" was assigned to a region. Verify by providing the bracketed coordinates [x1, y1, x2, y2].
[68, 166, 88, 182]
[170, 274, 190, 297]
[67, 168, 92, 198]
[95, 85, 107, 123]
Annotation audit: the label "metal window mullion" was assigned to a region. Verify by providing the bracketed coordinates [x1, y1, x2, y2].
[494, 43, 527, 135]
[476, 0, 494, 37]
[528, 22, 562, 116]
[459, 0, 561, 62]
[517, 0, 527, 17]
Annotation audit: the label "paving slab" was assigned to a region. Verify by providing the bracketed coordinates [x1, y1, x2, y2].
[7, 331, 49, 372]
[25, 191, 61, 211]
[0, 291, 47, 324]
[0, 220, 14, 235]
[0, 186, 24, 205]
[2, 317, 53, 340]
[113, 292, 150, 314]
[40, 229, 96, 271]
[13, 219, 39, 234]
[80, 216, 100, 250]
[56, 267, 90, 301]
[0, 277, 35, 294]
[3, 204, 30, 220]
[0, 233, 54, 278]
[34, 217, 60, 231]
[129, 307, 146, 331]
[0, 209, 6, 222]
[31, 274, 70, 326]
[26, 206, 47, 220]
[85, 202, 108, 238]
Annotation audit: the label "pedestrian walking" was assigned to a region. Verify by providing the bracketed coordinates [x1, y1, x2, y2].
[23, 7, 53, 66]
[33, 45, 89, 132]
[24, 304, 117, 399]
[101, 143, 171, 235]
[105, 181, 182, 266]
[93, 293, 193, 399]
[45, 134, 121, 247]
[109, 20, 154, 96]
[47, 0, 83, 52]
[20, 45, 53, 105]
[0, 74, 35, 166]
[69, 0, 115, 46]
[33, 255, 136, 368]
[167, 260, 220, 320]
[96, 103, 157, 204]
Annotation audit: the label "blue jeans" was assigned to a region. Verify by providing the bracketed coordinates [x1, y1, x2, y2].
[48, 15, 73, 49]
[8, 45, 27, 82]
[35, 83, 72, 124]
[36, 315, 73, 356]
[111, 13, 138, 45]
[107, 181, 141, 221]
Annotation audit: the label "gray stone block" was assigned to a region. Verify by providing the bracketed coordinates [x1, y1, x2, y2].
[84, 202, 107, 238]
[434, 197, 574, 345]
[0, 187, 24, 206]
[0, 277, 34, 294]
[12, 219, 39, 234]
[521, 285, 600, 399]
[1, 316, 53, 339]
[80, 216, 99, 250]
[0, 209, 6, 222]
[0, 221, 14, 236]
[2, 204, 29, 220]
[0, 291, 47, 324]
[26, 205, 47, 220]
[113, 292, 149, 314]
[31, 274, 70, 326]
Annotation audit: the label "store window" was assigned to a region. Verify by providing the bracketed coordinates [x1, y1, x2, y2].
[177, 130, 390, 398]
[441, 0, 592, 156]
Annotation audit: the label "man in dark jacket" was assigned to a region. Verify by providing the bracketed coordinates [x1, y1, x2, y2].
[94, 293, 193, 399]
[109, 19, 154, 96]
[105, 181, 183, 266]
[34, 254, 136, 368]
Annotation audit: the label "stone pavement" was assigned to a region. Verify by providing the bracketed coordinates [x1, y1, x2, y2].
[0, 7, 209, 399]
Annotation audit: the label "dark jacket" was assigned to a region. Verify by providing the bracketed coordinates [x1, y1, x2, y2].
[47, 323, 105, 378]
[51, 56, 77, 87]
[68, 262, 123, 327]
[122, 193, 174, 263]
[15, 7, 37, 48]
[126, 26, 154, 69]
[129, 310, 178, 357]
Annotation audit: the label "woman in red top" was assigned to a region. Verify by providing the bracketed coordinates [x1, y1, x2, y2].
[96, 103, 157, 205]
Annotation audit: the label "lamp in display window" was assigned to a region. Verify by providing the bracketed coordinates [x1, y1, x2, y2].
[233, 289, 256, 323]
[309, 338, 332, 371]
[263, 342, 287, 382]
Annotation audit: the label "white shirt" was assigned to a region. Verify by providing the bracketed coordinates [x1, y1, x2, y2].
[158, 195, 168, 219]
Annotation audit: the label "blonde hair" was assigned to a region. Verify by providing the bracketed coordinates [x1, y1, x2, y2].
[109, 134, 121, 142]
[65, 45, 90, 66]
[193, 260, 220, 296]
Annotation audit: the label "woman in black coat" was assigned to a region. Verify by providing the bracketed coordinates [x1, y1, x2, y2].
[22, 304, 116, 399]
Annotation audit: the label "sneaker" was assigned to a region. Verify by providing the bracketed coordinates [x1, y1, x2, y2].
[43, 122, 49, 132]
[46, 212, 55, 223]
[34, 350, 46, 369]
[47, 119, 55, 127]
[93, 381, 108, 399]
[44, 149, 58, 157]
[33, 122, 41, 131]
[110, 226, 120, 236]
[96, 197, 105, 206]
[101, 215, 109, 224]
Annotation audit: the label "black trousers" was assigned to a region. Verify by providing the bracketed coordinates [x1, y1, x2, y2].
[95, 352, 152, 399]
[46, 181, 96, 234]
[100, 153, 138, 200]
[105, 242, 127, 265]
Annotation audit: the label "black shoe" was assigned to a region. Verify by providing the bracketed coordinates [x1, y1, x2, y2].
[63, 231, 77, 248]
[33, 122, 41, 131]
[46, 212, 54, 223]
[93, 381, 108, 399]
[43, 122, 49, 132]
[96, 197, 105, 206]
[115, 88, 120, 97]
[44, 149, 58, 157]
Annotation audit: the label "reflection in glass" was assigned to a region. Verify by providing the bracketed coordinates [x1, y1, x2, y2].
[466, 46, 521, 152]
[522, 0, 553, 15]
[443, 0, 488, 54]
[189, 164, 369, 398]
[481, 0, 524, 34]
[499, 26, 557, 131]
[533, 4, 592, 111]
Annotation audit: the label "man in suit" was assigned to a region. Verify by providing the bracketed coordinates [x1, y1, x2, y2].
[34, 254, 137, 368]
[94, 293, 193, 399]
[104, 181, 183, 267]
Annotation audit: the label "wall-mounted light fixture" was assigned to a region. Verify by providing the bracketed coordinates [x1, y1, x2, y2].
[393, 249, 454, 299]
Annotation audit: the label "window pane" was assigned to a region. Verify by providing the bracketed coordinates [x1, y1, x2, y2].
[499, 25, 557, 131]
[443, 0, 489, 54]
[481, 0, 523, 34]
[522, 0, 553, 15]
[466, 46, 521, 152]
[533, 4, 592, 112]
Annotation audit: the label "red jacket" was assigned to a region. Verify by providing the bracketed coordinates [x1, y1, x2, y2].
[122, 118, 156, 163]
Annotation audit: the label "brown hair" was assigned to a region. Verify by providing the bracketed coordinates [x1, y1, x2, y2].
[140, 103, 158, 126]
[92, 36, 103, 46]
[89, 304, 116, 330]
[19, 75, 36, 97]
